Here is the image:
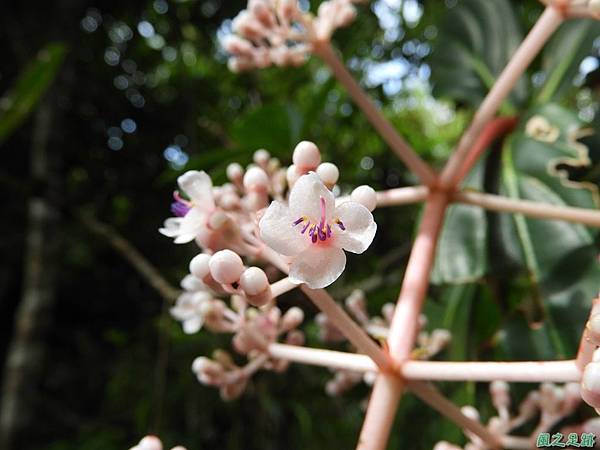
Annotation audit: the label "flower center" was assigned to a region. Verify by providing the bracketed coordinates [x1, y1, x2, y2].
[292, 196, 345, 244]
[171, 190, 192, 217]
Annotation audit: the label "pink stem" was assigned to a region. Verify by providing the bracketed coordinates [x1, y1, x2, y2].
[452, 190, 600, 228]
[335, 185, 429, 208]
[270, 277, 297, 297]
[576, 297, 600, 371]
[358, 191, 449, 450]
[403, 359, 580, 382]
[439, 6, 563, 189]
[267, 344, 581, 383]
[313, 40, 437, 187]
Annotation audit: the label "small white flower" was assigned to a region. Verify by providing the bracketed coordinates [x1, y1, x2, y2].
[170, 275, 212, 334]
[259, 172, 376, 288]
[159, 171, 215, 244]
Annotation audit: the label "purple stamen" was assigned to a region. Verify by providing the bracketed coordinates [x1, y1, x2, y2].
[337, 220, 346, 231]
[301, 221, 311, 234]
[327, 224, 332, 237]
[311, 232, 318, 243]
[292, 217, 304, 226]
[318, 226, 326, 241]
[171, 201, 191, 217]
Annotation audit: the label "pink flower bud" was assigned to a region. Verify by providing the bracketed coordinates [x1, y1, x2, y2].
[292, 141, 321, 172]
[587, 314, 600, 345]
[221, 35, 254, 56]
[253, 149, 271, 167]
[433, 442, 463, 450]
[460, 405, 480, 422]
[351, 185, 377, 212]
[490, 380, 510, 411]
[226, 162, 244, 183]
[316, 162, 339, 187]
[518, 391, 540, 420]
[239, 267, 269, 295]
[220, 379, 247, 400]
[209, 250, 245, 284]
[240, 267, 272, 307]
[382, 302, 395, 323]
[249, 0, 275, 27]
[139, 436, 163, 450]
[278, 0, 299, 20]
[345, 290, 368, 323]
[581, 362, 600, 408]
[189, 253, 211, 280]
[281, 306, 304, 331]
[243, 166, 269, 192]
[170, 447, 188, 450]
[286, 164, 300, 187]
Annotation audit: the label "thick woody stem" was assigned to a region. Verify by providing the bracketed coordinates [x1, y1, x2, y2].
[358, 191, 448, 450]
[440, 6, 563, 189]
[452, 191, 600, 228]
[576, 297, 600, 371]
[313, 40, 437, 187]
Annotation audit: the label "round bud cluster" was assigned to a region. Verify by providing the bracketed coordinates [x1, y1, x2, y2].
[351, 185, 377, 212]
[239, 266, 272, 306]
[221, 0, 364, 73]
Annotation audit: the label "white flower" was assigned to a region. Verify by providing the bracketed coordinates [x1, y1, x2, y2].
[159, 171, 215, 244]
[170, 275, 212, 334]
[259, 172, 376, 288]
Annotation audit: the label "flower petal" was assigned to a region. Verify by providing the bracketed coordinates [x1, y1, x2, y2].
[173, 208, 205, 244]
[289, 245, 346, 289]
[333, 201, 377, 254]
[259, 200, 309, 256]
[183, 316, 203, 334]
[178, 170, 215, 210]
[180, 274, 205, 292]
[289, 172, 335, 221]
[159, 218, 183, 237]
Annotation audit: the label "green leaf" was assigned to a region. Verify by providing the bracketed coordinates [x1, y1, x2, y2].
[0, 42, 67, 145]
[536, 19, 600, 103]
[497, 103, 600, 359]
[431, 162, 488, 284]
[428, 0, 524, 110]
[230, 102, 304, 155]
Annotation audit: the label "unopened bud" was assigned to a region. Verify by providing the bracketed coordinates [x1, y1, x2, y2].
[490, 380, 510, 411]
[253, 149, 270, 167]
[240, 267, 272, 307]
[226, 162, 244, 183]
[292, 141, 321, 172]
[207, 210, 230, 230]
[563, 382, 581, 414]
[351, 185, 377, 212]
[382, 303, 395, 323]
[345, 290, 368, 323]
[518, 391, 540, 421]
[281, 307, 304, 331]
[582, 362, 600, 408]
[139, 436, 163, 450]
[243, 166, 269, 192]
[189, 253, 211, 280]
[316, 162, 339, 188]
[286, 164, 300, 188]
[209, 250, 245, 285]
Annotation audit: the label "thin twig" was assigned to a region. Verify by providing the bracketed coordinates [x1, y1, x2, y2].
[78, 213, 180, 303]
